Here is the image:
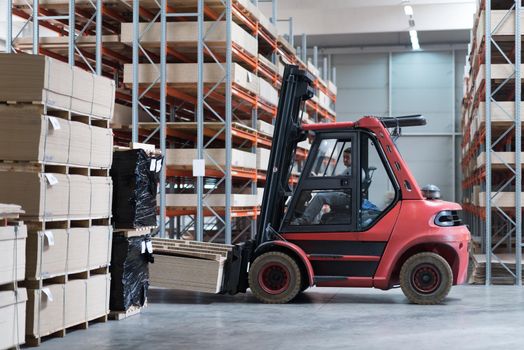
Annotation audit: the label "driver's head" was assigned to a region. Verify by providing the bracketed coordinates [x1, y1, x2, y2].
[343, 147, 352, 167]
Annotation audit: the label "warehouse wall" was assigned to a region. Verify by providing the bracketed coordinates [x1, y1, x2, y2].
[333, 49, 466, 202]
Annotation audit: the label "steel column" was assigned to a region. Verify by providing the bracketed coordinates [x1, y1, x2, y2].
[484, 0, 492, 284]
[225, 0, 233, 244]
[159, 0, 167, 238]
[68, 0, 75, 65]
[6, 0, 12, 53]
[95, 0, 102, 75]
[132, 0, 140, 143]
[515, 0, 522, 285]
[32, 0, 38, 54]
[196, 0, 204, 241]
[301, 33, 307, 62]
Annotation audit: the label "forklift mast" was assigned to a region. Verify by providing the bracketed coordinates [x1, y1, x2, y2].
[255, 65, 315, 248]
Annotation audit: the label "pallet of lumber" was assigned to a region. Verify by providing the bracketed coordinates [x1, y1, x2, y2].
[469, 253, 524, 285]
[165, 148, 256, 170]
[165, 193, 258, 208]
[149, 238, 233, 294]
[120, 21, 258, 58]
[0, 54, 115, 119]
[123, 62, 259, 96]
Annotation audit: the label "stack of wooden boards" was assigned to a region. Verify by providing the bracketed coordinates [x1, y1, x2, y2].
[0, 204, 27, 349]
[469, 254, 524, 285]
[0, 54, 115, 346]
[150, 238, 233, 294]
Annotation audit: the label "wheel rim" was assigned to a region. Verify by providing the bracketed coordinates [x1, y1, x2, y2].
[258, 262, 290, 295]
[411, 263, 441, 294]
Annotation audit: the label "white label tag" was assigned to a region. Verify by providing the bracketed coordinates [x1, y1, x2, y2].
[42, 287, 54, 302]
[146, 241, 153, 253]
[141, 241, 146, 254]
[193, 159, 205, 177]
[247, 72, 254, 82]
[155, 158, 162, 173]
[149, 159, 156, 172]
[44, 173, 59, 186]
[43, 230, 55, 246]
[48, 116, 61, 130]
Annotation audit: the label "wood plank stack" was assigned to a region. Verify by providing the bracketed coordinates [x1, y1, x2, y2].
[469, 254, 524, 285]
[0, 54, 114, 346]
[0, 204, 27, 349]
[149, 238, 233, 294]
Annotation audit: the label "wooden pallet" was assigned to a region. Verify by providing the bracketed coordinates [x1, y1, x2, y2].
[108, 304, 146, 321]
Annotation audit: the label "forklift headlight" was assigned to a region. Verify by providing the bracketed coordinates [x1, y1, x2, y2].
[434, 210, 464, 227]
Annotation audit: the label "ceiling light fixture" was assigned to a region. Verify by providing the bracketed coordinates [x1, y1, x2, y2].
[409, 29, 420, 50]
[404, 5, 414, 16]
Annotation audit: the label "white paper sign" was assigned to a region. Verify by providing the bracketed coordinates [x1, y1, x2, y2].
[42, 287, 54, 302]
[141, 241, 146, 254]
[43, 230, 55, 246]
[44, 173, 59, 186]
[155, 158, 162, 173]
[193, 159, 205, 177]
[146, 241, 153, 253]
[149, 159, 157, 172]
[48, 116, 61, 130]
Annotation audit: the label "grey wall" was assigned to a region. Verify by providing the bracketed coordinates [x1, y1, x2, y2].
[333, 49, 466, 202]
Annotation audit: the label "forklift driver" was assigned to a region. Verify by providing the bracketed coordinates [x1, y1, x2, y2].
[293, 147, 354, 225]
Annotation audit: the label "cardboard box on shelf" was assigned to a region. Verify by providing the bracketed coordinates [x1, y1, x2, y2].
[86, 273, 110, 321]
[69, 121, 91, 167]
[91, 126, 113, 168]
[67, 228, 89, 274]
[68, 175, 91, 219]
[0, 223, 27, 285]
[88, 226, 112, 269]
[0, 172, 69, 219]
[0, 288, 27, 349]
[0, 107, 70, 164]
[26, 229, 68, 280]
[26, 284, 65, 338]
[64, 279, 87, 328]
[90, 177, 113, 219]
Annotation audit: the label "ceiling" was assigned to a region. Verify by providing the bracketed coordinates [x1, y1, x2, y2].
[259, 0, 476, 49]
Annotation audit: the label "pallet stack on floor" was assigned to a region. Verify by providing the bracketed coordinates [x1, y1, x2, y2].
[0, 204, 27, 349]
[461, 0, 524, 284]
[0, 53, 115, 346]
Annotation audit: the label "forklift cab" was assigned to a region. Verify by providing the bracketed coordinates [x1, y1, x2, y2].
[282, 129, 398, 232]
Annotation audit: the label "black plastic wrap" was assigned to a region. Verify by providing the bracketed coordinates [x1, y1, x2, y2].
[110, 235, 154, 311]
[111, 149, 163, 228]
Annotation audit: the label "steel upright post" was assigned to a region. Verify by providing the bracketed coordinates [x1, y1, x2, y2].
[485, 0, 492, 284]
[225, 0, 233, 244]
[515, 0, 522, 285]
[132, 0, 140, 143]
[32, 0, 38, 54]
[6, 0, 12, 53]
[68, 0, 75, 65]
[196, 0, 204, 241]
[159, 0, 167, 238]
[301, 33, 307, 62]
[96, 0, 102, 75]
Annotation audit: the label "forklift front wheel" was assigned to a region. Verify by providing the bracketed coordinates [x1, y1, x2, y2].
[400, 252, 453, 305]
[249, 251, 302, 304]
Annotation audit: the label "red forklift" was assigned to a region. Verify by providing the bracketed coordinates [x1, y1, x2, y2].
[218, 65, 470, 304]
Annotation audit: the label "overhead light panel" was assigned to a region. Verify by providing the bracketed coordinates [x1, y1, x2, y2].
[404, 5, 414, 16]
[409, 29, 420, 50]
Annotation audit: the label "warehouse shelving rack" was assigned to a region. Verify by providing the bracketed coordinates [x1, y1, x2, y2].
[5, 0, 337, 244]
[461, 0, 523, 285]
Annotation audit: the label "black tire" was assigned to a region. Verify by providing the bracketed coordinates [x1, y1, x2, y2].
[248, 251, 302, 304]
[400, 252, 453, 305]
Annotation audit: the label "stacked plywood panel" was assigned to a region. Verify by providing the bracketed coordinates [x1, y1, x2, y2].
[0, 54, 113, 346]
[469, 254, 524, 285]
[149, 238, 233, 293]
[0, 204, 27, 349]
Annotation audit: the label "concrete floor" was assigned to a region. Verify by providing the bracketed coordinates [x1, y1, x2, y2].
[37, 285, 524, 350]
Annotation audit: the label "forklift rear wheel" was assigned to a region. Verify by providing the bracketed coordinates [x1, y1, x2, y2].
[400, 252, 453, 305]
[249, 251, 302, 304]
